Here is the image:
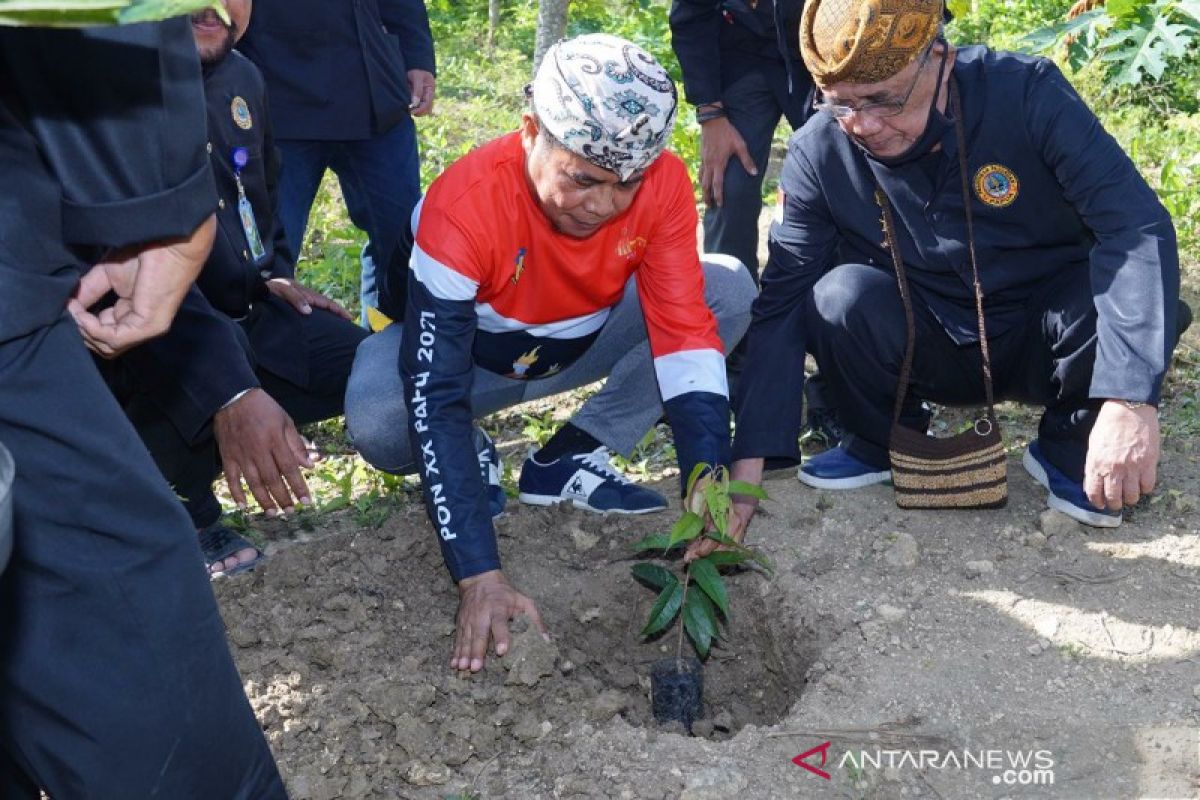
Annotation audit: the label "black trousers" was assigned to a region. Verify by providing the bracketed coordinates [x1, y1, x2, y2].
[127, 306, 367, 528]
[806, 263, 1120, 483]
[0, 317, 286, 798]
[705, 58, 809, 279]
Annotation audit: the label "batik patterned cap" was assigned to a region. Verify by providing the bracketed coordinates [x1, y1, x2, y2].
[800, 0, 943, 87]
[529, 33, 677, 181]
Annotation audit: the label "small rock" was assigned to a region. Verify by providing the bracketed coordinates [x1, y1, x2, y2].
[1174, 493, 1200, 514]
[712, 710, 734, 732]
[1026, 644, 1043, 656]
[1038, 638, 1051, 650]
[403, 761, 451, 787]
[964, 560, 994, 578]
[571, 525, 600, 551]
[573, 604, 602, 625]
[588, 689, 630, 722]
[691, 719, 715, 738]
[1040, 510, 1082, 539]
[883, 533, 920, 570]
[502, 624, 560, 687]
[877, 603, 907, 623]
[513, 712, 551, 742]
[227, 623, 261, 648]
[1024, 530, 1048, 548]
[681, 766, 748, 800]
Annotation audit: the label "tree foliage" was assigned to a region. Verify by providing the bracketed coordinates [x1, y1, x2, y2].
[0, 0, 223, 27]
[1023, 0, 1200, 85]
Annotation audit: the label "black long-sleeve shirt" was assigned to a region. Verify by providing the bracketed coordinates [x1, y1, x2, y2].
[0, 19, 217, 342]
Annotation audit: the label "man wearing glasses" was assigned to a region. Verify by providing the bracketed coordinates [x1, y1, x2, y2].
[690, 0, 1187, 557]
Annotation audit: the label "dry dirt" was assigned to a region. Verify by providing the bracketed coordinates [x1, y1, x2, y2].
[214, 421, 1200, 800]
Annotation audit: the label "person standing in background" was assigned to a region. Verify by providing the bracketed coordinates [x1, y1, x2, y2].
[239, 0, 436, 328]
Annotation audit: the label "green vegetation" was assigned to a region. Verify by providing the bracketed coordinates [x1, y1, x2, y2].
[631, 464, 770, 660]
[286, 0, 1197, 521]
[0, 0, 223, 27]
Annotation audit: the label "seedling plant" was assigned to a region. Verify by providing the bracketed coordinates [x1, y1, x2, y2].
[631, 463, 771, 661]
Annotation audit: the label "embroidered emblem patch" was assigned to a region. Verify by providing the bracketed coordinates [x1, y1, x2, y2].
[231, 96, 253, 130]
[512, 248, 527, 285]
[973, 164, 1019, 208]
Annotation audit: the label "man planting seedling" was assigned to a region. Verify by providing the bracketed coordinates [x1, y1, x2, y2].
[345, 34, 758, 674]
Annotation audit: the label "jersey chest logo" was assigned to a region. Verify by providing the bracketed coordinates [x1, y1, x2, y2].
[973, 164, 1019, 208]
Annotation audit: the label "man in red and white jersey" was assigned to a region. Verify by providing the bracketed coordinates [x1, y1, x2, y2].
[346, 34, 756, 672]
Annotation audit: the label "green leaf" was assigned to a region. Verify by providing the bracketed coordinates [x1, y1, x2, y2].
[703, 482, 731, 535]
[689, 558, 729, 617]
[631, 563, 676, 591]
[666, 511, 704, 548]
[682, 587, 719, 659]
[706, 550, 752, 567]
[1019, 10, 1107, 54]
[631, 533, 673, 552]
[727, 480, 768, 500]
[704, 530, 774, 572]
[685, 462, 709, 495]
[641, 581, 684, 637]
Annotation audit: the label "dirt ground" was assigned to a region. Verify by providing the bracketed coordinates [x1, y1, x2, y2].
[213, 410, 1200, 799]
[213, 211, 1200, 798]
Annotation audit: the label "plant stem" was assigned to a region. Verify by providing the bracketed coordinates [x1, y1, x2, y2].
[676, 566, 691, 664]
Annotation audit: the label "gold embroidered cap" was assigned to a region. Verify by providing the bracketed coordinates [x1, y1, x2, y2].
[801, 0, 943, 88]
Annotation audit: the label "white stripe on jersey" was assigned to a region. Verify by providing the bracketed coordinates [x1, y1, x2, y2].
[654, 348, 728, 401]
[474, 303, 610, 339]
[412, 241, 479, 302]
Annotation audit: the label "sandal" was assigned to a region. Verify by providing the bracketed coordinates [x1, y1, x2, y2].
[199, 522, 265, 578]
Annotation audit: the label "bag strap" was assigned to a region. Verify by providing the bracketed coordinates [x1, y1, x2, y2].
[876, 74, 996, 426]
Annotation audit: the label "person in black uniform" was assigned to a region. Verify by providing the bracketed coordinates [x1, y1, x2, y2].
[238, 0, 437, 327]
[106, 0, 370, 577]
[711, 0, 1189, 556]
[0, 17, 286, 799]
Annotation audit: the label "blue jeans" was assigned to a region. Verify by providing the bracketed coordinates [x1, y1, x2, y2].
[276, 117, 421, 325]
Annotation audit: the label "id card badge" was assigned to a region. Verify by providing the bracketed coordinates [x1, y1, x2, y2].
[237, 181, 268, 261]
[231, 146, 267, 262]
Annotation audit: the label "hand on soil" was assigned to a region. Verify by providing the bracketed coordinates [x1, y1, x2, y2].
[1085, 401, 1160, 510]
[454, 570, 549, 673]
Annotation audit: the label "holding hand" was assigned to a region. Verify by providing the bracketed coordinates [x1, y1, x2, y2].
[453, 569, 548, 673]
[1084, 400, 1160, 511]
[68, 215, 216, 358]
[684, 457, 763, 562]
[214, 387, 313, 516]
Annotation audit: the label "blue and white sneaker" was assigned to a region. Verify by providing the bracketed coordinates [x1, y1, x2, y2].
[474, 427, 506, 519]
[1022, 440, 1121, 528]
[518, 446, 668, 514]
[798, 446, 891, 490]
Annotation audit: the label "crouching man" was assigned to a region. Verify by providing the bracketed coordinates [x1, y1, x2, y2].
[346, 34, 756, 671]
[719, 0, 1188, 549]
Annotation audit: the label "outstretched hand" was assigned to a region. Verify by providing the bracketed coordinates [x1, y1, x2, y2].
[214, 387, 313, 516]
[1084, 400, 1160, 511]
[267, 277, 353, 320]
[453, 570, 548, 673]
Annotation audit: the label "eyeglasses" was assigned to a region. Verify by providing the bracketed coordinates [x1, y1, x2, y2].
[813, 43, 936, 120]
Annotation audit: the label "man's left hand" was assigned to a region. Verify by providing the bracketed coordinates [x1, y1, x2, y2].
[408, 69, 436, 116]
[267, 278, 353, 320]
[1084, 400, 1160, 511]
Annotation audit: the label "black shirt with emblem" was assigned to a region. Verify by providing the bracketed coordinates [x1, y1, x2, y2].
[734, 46, 1180, 463]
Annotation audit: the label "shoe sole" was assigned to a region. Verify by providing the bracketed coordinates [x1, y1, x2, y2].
[517, 492, 666, 515]
[1021, 449, 1122, 529]
[797, 467, 892, 490]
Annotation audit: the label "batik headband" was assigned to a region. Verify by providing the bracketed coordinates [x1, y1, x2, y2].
[529, 33, 678, 181]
